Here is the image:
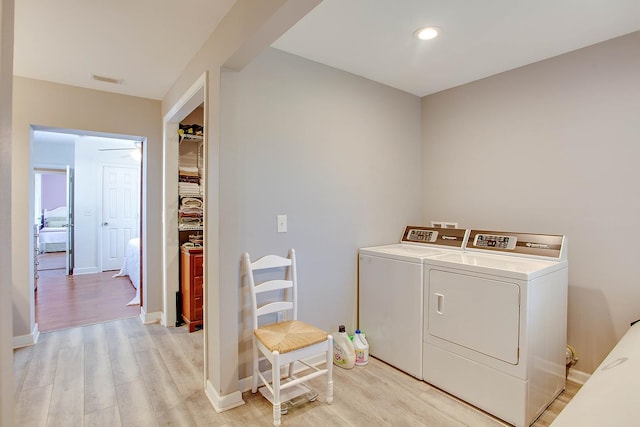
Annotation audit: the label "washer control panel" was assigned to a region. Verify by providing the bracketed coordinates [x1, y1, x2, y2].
[402, 226, 468, 249]
[406, 228, 438, 243]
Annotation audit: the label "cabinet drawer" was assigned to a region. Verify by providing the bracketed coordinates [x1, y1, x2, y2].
[194, 297, 203, 320]
[194, 277, 203, 297]
[193, 255, 203, 276]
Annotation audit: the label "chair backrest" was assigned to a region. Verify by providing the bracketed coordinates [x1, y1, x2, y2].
[243, 248, 299, 330]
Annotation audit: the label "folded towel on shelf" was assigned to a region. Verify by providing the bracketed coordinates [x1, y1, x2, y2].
[179, 217, 203, 227]
[178, 166, 199, 175]
[178, 211, 203, 218]
[178, 209, 203, 218]
[180, 197, 203, 208]
[178, 183, 201, 194]
[179, 175, 200, 184]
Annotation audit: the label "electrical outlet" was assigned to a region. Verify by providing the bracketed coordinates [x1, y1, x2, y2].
[431, 221, 458, 229]
[277, 215, 287, 233]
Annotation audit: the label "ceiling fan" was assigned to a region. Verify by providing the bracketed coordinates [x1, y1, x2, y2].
[97, 141, 142, 152]
[97, 141, 142, 160]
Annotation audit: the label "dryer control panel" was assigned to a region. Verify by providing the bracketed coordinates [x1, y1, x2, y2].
[466, 229, 566, 260]
[473, 233, 517, 250]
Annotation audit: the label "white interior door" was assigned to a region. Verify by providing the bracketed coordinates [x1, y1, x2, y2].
[102, 166, 139, 271]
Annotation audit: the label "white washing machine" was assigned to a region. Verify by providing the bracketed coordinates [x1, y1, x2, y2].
[359, 226, 469, 379]
[422, 229, 568, 427]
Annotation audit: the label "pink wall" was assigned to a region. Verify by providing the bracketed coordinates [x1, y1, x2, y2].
[41, 173, 66, 211]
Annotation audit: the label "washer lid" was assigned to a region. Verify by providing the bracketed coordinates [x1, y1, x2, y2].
[359, 243, 450, 263]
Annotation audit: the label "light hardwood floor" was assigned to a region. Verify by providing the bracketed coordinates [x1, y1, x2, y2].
[13, 317, 579, 426]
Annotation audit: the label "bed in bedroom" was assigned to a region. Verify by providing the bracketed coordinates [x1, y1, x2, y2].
[113, 237, 141, 306]
[38, 206, 68, 253]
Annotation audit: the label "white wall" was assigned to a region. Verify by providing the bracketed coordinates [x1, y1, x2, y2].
[161, 0, 322, 403]
[33, 140, 74, 166]
[0, 0, 14, 424]
[12, 77, 161, 340]
[421, 31, 640, 375]
[221, 47, 423, 378]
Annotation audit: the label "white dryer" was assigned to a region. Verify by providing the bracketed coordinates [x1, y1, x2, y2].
[359, 226, 468, 379]
[422, 229, 568, 427]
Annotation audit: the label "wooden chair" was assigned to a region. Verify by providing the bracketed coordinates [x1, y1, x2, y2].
[243, 249, 333, 426]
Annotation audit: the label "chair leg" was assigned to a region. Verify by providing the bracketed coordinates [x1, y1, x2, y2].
[326, 335, 334, 404]
[287, 361, 295, 379]
[252, 338, 259, 393]
[272, 351, 281, 426]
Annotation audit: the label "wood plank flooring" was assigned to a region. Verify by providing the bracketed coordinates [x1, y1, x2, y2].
[13, 318, 580, 426]
[36, 254, 140, 332]
[37, 252, 66, 271]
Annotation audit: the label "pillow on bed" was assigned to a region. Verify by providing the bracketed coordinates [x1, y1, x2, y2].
[45, 217, 67, 228]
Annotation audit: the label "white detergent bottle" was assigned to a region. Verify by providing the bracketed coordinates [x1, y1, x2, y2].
[353, 329, 369, 366]
[332, 325, 355, 369]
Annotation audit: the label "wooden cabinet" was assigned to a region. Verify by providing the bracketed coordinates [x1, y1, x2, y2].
[181, 246, 203, 332]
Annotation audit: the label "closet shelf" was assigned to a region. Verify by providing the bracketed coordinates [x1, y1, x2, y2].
[179, 134, 203, 143]
[179, 225, 203, 231]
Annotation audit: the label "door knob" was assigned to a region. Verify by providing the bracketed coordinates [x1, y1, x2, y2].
[103, 222, 108, 226]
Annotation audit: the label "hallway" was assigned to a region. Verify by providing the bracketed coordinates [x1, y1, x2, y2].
[36, 253, 139, 332]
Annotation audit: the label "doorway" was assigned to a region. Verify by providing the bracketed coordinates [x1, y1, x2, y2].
[34, 168, 68, 275]
[162, 74, 206, 329]
[32, 128, 144, 332]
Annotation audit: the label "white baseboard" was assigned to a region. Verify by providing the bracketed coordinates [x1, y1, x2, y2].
[13, 323, 40, 349]
[567, 367, 591, 385]
[205, 380, 245, 412]
[72, 267, 100, 275]
[140, 307, 162, 324]
[160, 313, 182, 328]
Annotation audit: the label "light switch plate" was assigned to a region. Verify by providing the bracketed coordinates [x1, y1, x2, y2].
[277, 215, 287, 233]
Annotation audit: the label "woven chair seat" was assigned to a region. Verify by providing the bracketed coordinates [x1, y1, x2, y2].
[255, 320, 328, 354]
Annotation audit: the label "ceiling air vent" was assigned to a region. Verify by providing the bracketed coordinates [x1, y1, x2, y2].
[91, 74, 122, 84]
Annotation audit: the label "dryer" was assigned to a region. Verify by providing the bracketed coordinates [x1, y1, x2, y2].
[359, 226, 468, 379]
[422, 230, 568, 427]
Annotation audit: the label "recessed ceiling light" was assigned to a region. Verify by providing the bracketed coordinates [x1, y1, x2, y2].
[414, 26, 439, 41]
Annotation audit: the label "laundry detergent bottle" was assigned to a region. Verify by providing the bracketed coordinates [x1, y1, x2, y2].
[332, 325, 355, 369]
[353, 329, 369, 366]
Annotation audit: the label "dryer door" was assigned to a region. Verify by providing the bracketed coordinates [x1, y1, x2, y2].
[428, 269, 520, 364]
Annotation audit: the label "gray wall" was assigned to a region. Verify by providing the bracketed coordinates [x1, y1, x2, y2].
[0, 0, 14, 423]
[421, 31, 640, 374]
[221, 47, 423, 378]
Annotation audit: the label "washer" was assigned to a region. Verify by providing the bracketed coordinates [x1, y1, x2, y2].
[359, 226, 468, 379]
[422, 229, 568, 427]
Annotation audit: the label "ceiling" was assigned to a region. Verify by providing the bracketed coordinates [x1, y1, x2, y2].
[14, 0, 236, 100]
[14, 0, 640, 100]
